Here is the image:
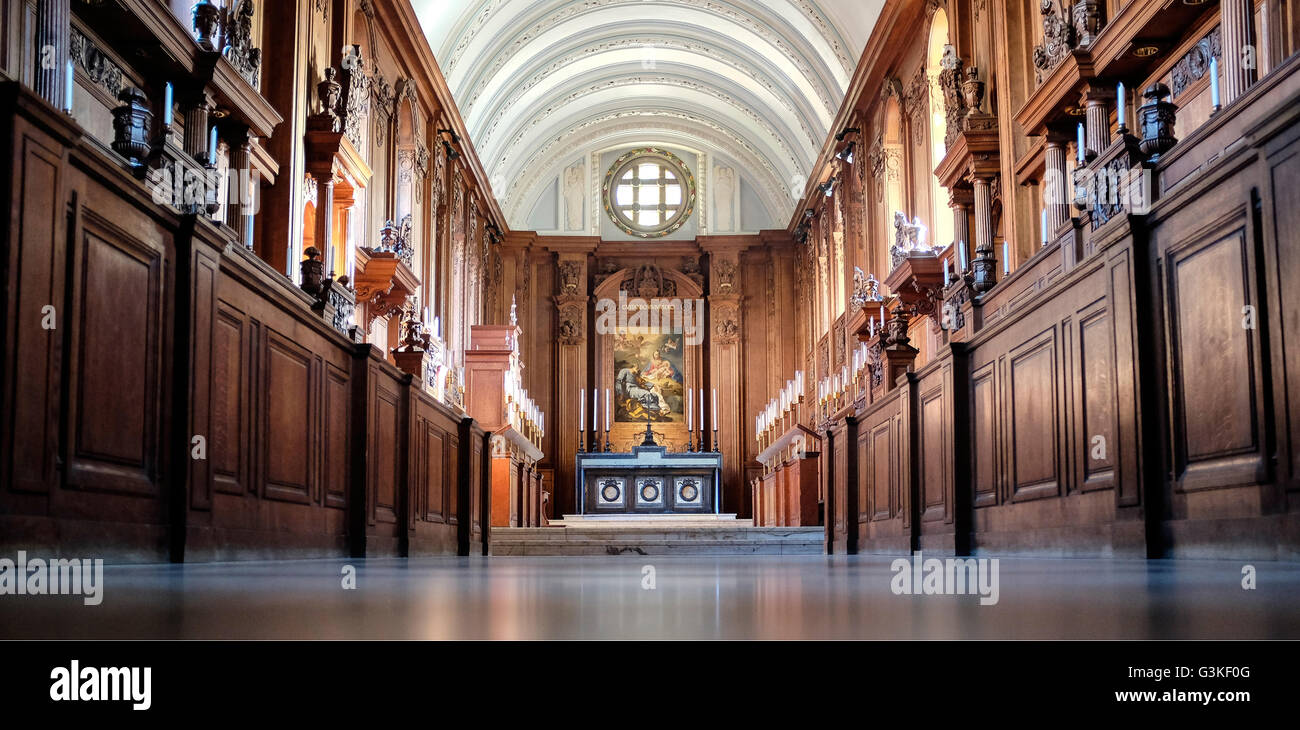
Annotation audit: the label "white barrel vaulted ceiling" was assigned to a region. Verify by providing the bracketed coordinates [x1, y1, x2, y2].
[413, 0, 884, 232]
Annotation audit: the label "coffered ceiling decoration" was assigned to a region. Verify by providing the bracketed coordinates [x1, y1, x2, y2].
[414, 0, 884, 229]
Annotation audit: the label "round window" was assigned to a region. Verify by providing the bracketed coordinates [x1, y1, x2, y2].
[602, 148, 696, 238]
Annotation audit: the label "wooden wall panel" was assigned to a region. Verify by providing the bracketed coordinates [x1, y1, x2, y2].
[212, 303, 248, 497]
[1077, 305, 1117, 491]
[5, 133, 64, 496]
[262, 331, 313, 504]
[1266, 134, 1300, 488]
[971, 364, 997, 507]
[1008, 331, 1059, 501]
[65, 209, 165, 497]
[1164, 219, 1264, 491]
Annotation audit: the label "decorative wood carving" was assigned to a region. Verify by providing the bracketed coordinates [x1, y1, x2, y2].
[222, 0, 261, 88]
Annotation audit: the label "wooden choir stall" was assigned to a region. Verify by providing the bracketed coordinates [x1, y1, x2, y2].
[465, 321, 548, 528]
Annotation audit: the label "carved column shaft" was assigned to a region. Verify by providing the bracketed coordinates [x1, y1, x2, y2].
[35, 0, 71, 108]
[1085, 95, 1112, 158]
[183, 95, 214, 163]
[950, 197, 970, 267]
[1221, 0, 1257, 105]
[1044, 138, 1070, 234]
[229, 137, 254, 249]
[316, 175, 335, 276]
[972, 177, 994, 255]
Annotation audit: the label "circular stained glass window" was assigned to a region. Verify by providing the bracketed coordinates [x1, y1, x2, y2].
[602, 148, 696, 238]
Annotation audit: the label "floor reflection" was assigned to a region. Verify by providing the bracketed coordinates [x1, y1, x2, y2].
[1, 555, 1296, 640]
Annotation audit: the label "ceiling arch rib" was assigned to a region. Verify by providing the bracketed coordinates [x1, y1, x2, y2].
[457, 6, 842, 142]
[413, 0, 884, 230]
[470, 36, 828, 161]
[485, 70, 811, 185]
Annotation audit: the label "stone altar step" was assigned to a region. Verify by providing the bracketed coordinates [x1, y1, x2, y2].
[488, 525, 824, 556]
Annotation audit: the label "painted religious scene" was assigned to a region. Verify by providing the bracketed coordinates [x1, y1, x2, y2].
[613, 333, 685, 423]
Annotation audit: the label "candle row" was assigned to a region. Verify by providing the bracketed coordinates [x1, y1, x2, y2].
[756, 371, 804, 442]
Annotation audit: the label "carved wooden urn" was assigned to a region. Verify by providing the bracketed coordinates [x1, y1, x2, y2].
[1138, 83, 1178, 161]
[110, 86, 152, 168]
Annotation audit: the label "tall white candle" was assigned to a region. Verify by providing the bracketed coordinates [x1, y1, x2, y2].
[688, 389, 693, 431]
[163, 82, 173, 127]
[592, 389, 598, 431]
[65, 60, 74, 113]
[1117, 82, 1126, 127]
[959, 240, 968, 271]
[1003, 241, 1011, 275]
[579, 390, 585, 433]
[1077, 123, 1086, 163]
[605, 389, 610, 431]
[1041, 208, 1048, 245]
[208, 126, 218, 163]
[698, 389, 704, 431]
[1210, 56, 1221, 108]
[712, 389, 717, 431]
[942, 257, 950, 285]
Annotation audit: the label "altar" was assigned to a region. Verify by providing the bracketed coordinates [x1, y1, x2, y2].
[575, 430, 722, 515]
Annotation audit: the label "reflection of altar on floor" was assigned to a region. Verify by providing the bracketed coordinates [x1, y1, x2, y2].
[576, 426, 721, 515]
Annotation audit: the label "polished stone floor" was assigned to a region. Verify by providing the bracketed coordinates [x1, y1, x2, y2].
[1, 555, 1298, 640]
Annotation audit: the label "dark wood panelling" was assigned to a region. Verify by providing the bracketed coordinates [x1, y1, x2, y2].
[1008, 330, 1059, 501]
[65, 209, 165, 497]
[1267, 136, 1300, 488]
[971, 364, 997, 507]
[1077, 304, 1116, 491]
[212, 303, 248, 497]
[1165, 218, 1264, 491]
[5, 133, 64, 495]
[262, 330, 314, 504]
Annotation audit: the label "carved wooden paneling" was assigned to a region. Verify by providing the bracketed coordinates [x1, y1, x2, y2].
[323, 362, 349, 508]
[66, 210, 164, 497]
[263, 330, 313, 504]
[971, 364, 998, 507]
[212, 303, 248, 498]
[421, 420, 446, 522]
[1267, 137, 1300, 488]
[918, 381, 948, 522]
[870, 420, 894, 520]
[370, 373, 401, 524]
[1165, 219, 1263, 491]
[6, 134, 65, 495]
[1077, 304, 1116, 491]
[1008, 330, 1060, 501]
